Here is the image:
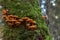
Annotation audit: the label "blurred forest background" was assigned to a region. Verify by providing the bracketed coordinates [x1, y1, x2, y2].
[46, 0, 60, 40]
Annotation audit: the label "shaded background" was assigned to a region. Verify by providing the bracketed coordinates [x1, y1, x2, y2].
[46, 0, 60, 40]
[39, 0, 60, 40]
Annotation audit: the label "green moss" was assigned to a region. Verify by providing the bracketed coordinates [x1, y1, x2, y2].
[3, 0, 52, 40]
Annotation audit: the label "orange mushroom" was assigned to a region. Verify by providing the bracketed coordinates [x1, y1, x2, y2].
[5, 9, 9, 12]
[12, 15, 18, 20]
[5, 18, 9, 21]
[8, 15, 14, 20]
[6, 20, 12, 22]
[6, 20, 13, 25]
[2, 9, 8, 15]
[27, 25, 37, 31]
[31, 21, 36, 25]
[16, 22, 20, 24]
[13, 15, 18, 18]
[2, 13, 37, 28]
[15, 20, 21, 23]
[42, 16, 47, 20]
[2, 15, 9, 20]
[2, 15, 7, 18]
[7, 22, 13, 26]
[6, 20, 14, 24]
[18, 19, 23, 22]
[2, 10, 6, 13]
[6, 20, 20, 27]
[26, 19, 33, 22]
[8, 15, 18, 20]
[26, 23, 30, 27]
[21, 17, 29, 20]
[11, 20, 17, 22]
[8, 15, 14, 18]
[15, 21, 21, 25]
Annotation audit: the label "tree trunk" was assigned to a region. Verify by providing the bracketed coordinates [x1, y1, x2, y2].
[2, 0, 51, 40]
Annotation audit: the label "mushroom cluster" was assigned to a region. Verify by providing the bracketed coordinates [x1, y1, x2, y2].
[21, 17, 37, 30]
[2, 9, 37, 30]
[2, 9, 19, 27]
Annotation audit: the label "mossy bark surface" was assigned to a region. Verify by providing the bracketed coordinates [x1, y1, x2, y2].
[2, 0, 51, 40]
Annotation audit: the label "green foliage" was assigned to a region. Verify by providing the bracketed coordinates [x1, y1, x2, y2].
[0, 0, 2, 3]
[3, 0, 51, 40]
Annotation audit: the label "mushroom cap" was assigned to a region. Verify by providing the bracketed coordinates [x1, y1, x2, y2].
[26, 19, 33, 22]
[15, 21, 21, 25]
[9, 17, 13, 20]
[11, 20, 17, 22]
[13, 15, 18, 18]
[21, 17, 29, 20]
[12, 15, 18, 20]
[26, 23, 30, 26]
[2, 15, 7, 18]
[18, 19, 23, 22]
[2, 13, 8, 15]
[2, 9, 8, 15]
[2, 10, 7, 13]
[6, 20, 12, 22]
[6, 20, 17, 23]
[6, 20, 17, 25]
[42, 16, 47, 19]
[2, 15, 9, 20]
[8, 15, 14, 20]
[27, 25, 37, 30]
[6, 9, 9, 12]
[8, 15, 18, 20]
[7, 22, 13, 26]
[31, 21, 36, 25]
[8, 15, 14, 18]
